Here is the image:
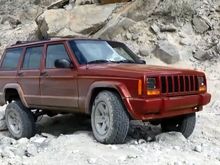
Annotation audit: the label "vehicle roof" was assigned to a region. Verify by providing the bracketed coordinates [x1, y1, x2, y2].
[8, 38, 120, 49]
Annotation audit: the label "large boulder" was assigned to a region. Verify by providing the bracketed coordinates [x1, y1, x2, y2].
[36, 4, 117, 38]
[154, 40, 180, 64]
[0, 22, 39, 50]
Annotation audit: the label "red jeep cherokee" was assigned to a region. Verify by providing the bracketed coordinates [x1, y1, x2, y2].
[0, 38, 211, 144]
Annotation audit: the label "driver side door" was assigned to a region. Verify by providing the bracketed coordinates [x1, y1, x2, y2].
[40, 42, 78, 110]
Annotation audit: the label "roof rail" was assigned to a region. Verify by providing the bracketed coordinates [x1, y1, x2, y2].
[11, 39, 50, 46]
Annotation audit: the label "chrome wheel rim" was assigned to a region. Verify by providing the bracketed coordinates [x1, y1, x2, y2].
[8, 111, 22, 135]
[94, 102, 110, 136]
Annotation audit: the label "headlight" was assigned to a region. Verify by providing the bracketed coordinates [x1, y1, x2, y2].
[198, 76, 206, 92]
[147, 77, 160, 95]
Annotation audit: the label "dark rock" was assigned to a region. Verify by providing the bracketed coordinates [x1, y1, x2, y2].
[47, 0, 69, 9]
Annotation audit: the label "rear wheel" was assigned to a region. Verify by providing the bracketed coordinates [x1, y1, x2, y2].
[5, 100, 35, 139]
[91, 91, 129, 144]
[161, 113, 196, 138]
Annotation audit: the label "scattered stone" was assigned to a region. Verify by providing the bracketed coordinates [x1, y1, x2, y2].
[154, 40, 180, 64]
[87, 158, 97, 164]
[193, 145, 202, 153]
[132, 33, 139, 40]
[30, 135, 47, 145]
[138, 139, 146, 144]
[100, 0, 130, 5]
[192, 16, 211, 33]
[155, 132, 186, 146]
[26, 144, 38, 156]
[47, 0, 69, 9]
[193, 49, 214, 61]
[150, 23, 160, 34]
[75, 0, 98, 5]
[0, 120, 7, 131]
[160, 24, 177, 32]
[125, 32, 132, 40]
[1, 15, 21, 28]
[139, 48, 149, 57]
[179, 38, 192, 46]
[109, 145, 118, 150]
[215, 5, 220, 12]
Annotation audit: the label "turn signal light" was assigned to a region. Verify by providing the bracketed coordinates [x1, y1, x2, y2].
[147, 89, 161, 96]
[199, 86, 206, 92]
[138, 80, 142, 95]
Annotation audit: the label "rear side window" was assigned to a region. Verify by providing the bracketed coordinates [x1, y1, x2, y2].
[1, 48, 23, 70]
[22, 46, 43, 69]
[46, 44, 70, 68]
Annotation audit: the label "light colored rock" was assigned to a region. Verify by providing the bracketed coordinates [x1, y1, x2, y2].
[192, 16, 211, 33]
[193, 145, 202, 153]
[100, 0, 130, 5]
[94, 16, 135, 40]
[154, 40, 180, 64]
[139, 48, 149, 57]
[26, 144, 38, 156]
[1, 15, 21, 28]
[155, 132, 186, 146]
[75, 0, 98, 5]
[37, 4, 117, 38]
[0, 120, 7, 131]
[30, 135, 47, 145]
[150, 23, 160, 34]
[193, 49, 214, 61]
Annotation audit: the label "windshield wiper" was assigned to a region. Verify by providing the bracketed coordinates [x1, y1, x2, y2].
[87, 60, 111, 64]
[115, 59, 136, 64]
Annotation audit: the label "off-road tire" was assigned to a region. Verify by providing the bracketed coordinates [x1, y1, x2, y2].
[161, 113, 196, 138]
[5, 100, 35, 139]
[91, 91, 129, 144]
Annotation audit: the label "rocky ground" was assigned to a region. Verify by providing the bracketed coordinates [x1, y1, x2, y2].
[0, 0, 220, 164]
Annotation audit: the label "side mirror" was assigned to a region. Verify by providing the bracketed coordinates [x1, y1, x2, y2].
[55, 59, 73, 68]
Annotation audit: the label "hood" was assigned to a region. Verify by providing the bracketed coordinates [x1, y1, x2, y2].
[82, 64, 204, 77]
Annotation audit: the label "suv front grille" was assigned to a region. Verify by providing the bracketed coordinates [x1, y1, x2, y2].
[160, 75, 199, 95]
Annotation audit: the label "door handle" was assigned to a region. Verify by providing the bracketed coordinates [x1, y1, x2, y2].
[18, 72, 24, 76]
[40, 71, 48, 76]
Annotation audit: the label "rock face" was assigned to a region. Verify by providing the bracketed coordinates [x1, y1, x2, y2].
[154, 40, 180, 64]
[36, 4, 117, 38]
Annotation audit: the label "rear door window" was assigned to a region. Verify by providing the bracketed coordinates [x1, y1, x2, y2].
[1, 48, 23, 70]
[22, 46, 43, 69]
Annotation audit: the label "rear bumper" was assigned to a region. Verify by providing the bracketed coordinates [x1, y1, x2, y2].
[123, 93, 211, 121]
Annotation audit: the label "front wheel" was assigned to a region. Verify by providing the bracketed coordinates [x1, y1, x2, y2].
[161, 113, 196, 138]
[91, 91, 129, 144]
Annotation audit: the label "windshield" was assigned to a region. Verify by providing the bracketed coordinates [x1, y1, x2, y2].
[69, 40, 140, 64]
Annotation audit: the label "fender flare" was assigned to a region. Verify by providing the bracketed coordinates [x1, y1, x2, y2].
[85, 81, 131, 114]
[3, 83, 29, 108]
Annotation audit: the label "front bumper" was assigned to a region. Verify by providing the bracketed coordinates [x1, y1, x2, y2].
[123, 93, 211, 121]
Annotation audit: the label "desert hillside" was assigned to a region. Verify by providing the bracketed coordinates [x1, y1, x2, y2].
[0, 0, 220, 164]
